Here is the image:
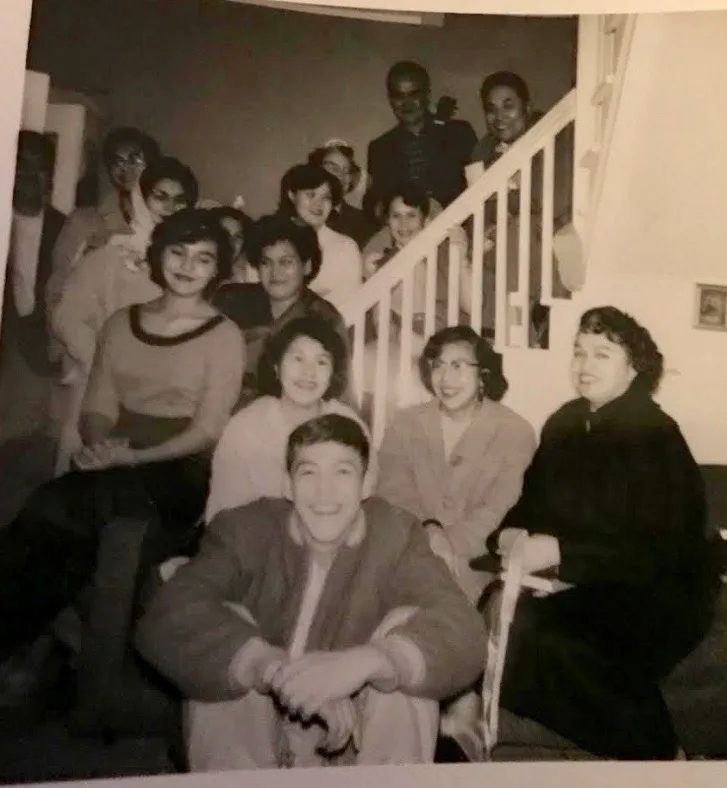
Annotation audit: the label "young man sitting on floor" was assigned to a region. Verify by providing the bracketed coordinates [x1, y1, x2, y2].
[135, 413, 486, 770]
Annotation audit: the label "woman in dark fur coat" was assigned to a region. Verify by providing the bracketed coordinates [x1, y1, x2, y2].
[481, 305, 720, 760]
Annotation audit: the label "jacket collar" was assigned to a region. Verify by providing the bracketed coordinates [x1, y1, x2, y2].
[418, 397, 503, 464]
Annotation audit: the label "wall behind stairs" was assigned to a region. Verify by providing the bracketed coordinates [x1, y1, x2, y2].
[570, 11, 727, 465]
[26, 0, 576, 217]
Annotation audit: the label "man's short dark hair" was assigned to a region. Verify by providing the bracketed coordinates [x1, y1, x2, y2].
[286, 413, 370, 473]
[386, 61, 431, 94]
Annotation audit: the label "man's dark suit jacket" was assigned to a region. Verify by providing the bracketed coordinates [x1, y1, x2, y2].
[364, 115, 477, 220]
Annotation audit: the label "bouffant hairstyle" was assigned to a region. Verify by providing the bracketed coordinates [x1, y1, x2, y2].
[139, 156, 199, 208]
[246, 214, 322, 284]
[418, 325, 508, 402]
[257, 316, 349, 402]
[577, 306, 664, 394]
[102, 127, 161, 169]
[308, 143, 355, 171]
[279, 163, 343, 212]
[287, 413, 370, 474]
[479, 71, 531, 107]
[146, 208, 233, 298]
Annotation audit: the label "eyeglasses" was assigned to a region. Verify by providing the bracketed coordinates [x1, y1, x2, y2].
[112, 152, 145, 168]
[430, 359, 479, 375]
[149, 189, 188, 208]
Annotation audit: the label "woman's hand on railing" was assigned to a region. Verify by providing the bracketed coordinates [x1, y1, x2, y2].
[501, 533, 560, 575]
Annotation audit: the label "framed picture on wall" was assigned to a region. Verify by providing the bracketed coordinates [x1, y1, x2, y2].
[695, 283, 727, 331]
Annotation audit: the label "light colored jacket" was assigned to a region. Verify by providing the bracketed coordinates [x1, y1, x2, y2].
[376, 398, 536, 600]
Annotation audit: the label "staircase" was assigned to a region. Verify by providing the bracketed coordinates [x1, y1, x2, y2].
[337, 14, 637, 446]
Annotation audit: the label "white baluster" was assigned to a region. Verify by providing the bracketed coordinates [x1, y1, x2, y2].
[351, 313, 365, 408]
[470, 203, 485, 335]
[514, 163, 532, 348]
[372, 289, 392, 448]
[494, 187, 509, 350]
[424, 248, 437, 338]
[447, 235, 462, 326]
[398, 268, 415, 407]
[540, 137, 555, 306]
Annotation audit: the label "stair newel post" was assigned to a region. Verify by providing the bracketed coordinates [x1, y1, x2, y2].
[572, 15, 603, 240]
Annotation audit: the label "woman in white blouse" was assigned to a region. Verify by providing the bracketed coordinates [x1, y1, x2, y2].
[205, 315, 372, 520]
[277, 163, 362, 311]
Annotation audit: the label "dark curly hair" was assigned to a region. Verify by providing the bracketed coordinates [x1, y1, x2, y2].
[257, 317, 349, 402]
[139, 156, 199, 207]
[479, 71, 531, 107]
[279, 163, 343, 213]
[418, 325, 508, 402]
[577, 306, 664, 394]
[246, 214, 322, 284]
[147, 208, 233, 298]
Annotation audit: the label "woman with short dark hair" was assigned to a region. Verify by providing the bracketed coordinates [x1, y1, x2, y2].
[0, 208, 244, 666]
[212, 214, 350, 407]
[50, 157, 200, 472]
[478, 306, 720, 760]
[278, 162, 362, 310]
[47, 126, 162, 319]
[51, 156, 199, 376]
[307, 143, 376, 248]
[377, 324, 536, 602]
[205, 315, 369, 520]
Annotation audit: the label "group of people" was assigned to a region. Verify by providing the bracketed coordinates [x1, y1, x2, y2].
[0, 58, 721, 769]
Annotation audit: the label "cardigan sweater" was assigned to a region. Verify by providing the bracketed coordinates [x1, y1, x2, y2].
[376, 399, 536, 599]
[307, 224, 363, 311]
[46, 191, 130, 319]
[212, 283, 350, 403]
[492, 386, 717, 592]
[205, 396, 369, 520]
[50, 240, 161, 371]
[135, 496, 487, 703]
[83, 305, 245, 444]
